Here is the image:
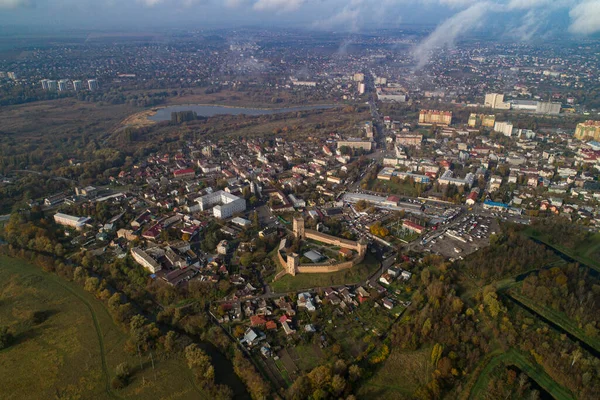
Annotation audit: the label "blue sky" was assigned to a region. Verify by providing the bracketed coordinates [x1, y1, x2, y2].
[0, 1, 598, 38]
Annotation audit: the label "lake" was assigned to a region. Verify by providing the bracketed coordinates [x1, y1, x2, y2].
[149, 104, 336, 121]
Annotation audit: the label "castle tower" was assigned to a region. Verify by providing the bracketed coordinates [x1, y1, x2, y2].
[357, 237, 368, 257]
[293, 216, 305, 239]
[287, 253, 299, 276]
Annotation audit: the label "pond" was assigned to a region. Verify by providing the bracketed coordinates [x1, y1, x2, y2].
[149, 104, 337, 121]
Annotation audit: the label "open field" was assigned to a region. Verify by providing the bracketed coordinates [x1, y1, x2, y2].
[358, 347, 432, 399]
[468, 349, 574, 400]
[362, 175, 421, 197]
[0, 256, 206, 400]
[270, 253, 379, 293]
[0, 98, 140, 138]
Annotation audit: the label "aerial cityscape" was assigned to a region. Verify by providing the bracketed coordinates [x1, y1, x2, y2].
[0, 1, 599, 400]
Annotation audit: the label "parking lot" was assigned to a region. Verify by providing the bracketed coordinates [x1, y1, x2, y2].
[415, 213, 499, 259]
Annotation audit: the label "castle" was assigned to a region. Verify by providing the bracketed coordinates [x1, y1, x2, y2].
[278, 217, 368, 277]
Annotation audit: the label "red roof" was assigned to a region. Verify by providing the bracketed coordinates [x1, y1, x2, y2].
[279, 315, 291, 323]
[266, 321, 277, 330]
[403, 220, 425, 231]
[250, 315, 267, 326]
[173, 168, 194, 176]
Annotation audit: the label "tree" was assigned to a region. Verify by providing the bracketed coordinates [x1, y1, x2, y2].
[307, 365, 332, 391]
[348, 365, 362, 382]
[84, 277, 100, 293]
[287, 376, 311, 400]
[185, 344, 215, 383]
[331, 374, 346, 396]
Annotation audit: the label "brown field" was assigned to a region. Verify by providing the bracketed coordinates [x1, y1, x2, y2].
[0, 98, 141, 138]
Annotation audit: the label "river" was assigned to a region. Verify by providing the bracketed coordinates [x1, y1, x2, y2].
[149, 104, 337, 122]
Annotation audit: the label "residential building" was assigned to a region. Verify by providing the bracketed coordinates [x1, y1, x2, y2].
[575, 121, 600, 141]
[196, 190, 246, 219]
[131, 248, 162, 273]
[484, 93, 510, 109]
[88, 79, 99, 91]
[418, 110, 452, 126]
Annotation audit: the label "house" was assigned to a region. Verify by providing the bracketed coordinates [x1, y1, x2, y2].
[298, 292, 316, 311]
[356, 286, 370, 303]
[282, 320, 296, 335]
[379, 273, 393, 286]
[383, 299, 394, 310]
[265, 321, 277, 330]
[217, 240, 229, 255]
[260, 344, 272, 358]
[241, 328, 265, 347]
[250, 315, 267, 327]
[339, 248, 353, 259]
[401, 270, 412, 281]
[327, 293, 342, 305]
[387, 268, 400, 278]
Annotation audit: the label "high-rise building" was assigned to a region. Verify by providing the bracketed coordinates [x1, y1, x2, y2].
[574, 121, 600, 141]
[88, 79, 99, 91]
[468, 113, 496, 128]
[7, 72, 17, 80]
[484, 93, 511, 110]
[353, 73, 364, 82]
[419, 110, 452, 126]
[58, 80, 68, 92]
[41, 79, 50, 90]
[494, 121, 514, 136]
[358, 82, 365, 94]
[72, 80, 83, 91]
[47, 80, 58, 91]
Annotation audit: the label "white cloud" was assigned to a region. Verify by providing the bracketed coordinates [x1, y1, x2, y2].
[569, 0, 600, 34]
[413, 2, 492, 68]
[253, 0, 306, 12]
[0, 0, 31, 8]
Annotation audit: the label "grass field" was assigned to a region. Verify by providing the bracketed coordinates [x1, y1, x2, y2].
[363, 176, 420, 197]
[468, 349, 574, 400]
[358, 347, 432, 399]
[0, 256, 206, 400]
[270, 253, 380, 293]
[507, 290, 600, 353]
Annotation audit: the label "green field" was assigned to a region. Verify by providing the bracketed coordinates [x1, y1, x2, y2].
[0, 256, 205, 400]
[358, 347, 432, 399]
[468, 349, 574, 400]
[363, 176, 420, 197]
[271, 253, 380, 293]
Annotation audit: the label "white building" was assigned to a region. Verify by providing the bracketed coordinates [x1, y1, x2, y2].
[88, 79, 99, 91]
[131, 247, 162, 273]
[484, 93, 510, 110]
[53, 213, 90, 231]
[494, 121, 514, 136]
[73, 80, 83, 91]
[58, 80, 68, 91]
[195, 190, 246, 219]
